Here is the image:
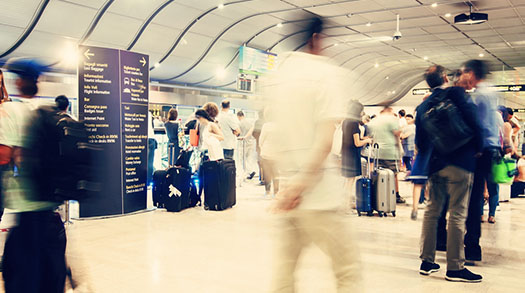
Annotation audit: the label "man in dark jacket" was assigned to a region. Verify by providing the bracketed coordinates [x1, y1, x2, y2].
[416, 65, 484, 283]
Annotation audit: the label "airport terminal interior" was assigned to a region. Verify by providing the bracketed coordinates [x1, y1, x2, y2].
[0, 0, 525, 292]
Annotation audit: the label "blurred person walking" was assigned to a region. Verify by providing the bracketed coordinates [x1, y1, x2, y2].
[459, 60, 502, 262]
[216, 100, 240, 160]
[417, 65, 484, 282]
[1, 58, 68, 292]
[0, 69, 9, 103]
[263, 17, 361, 292]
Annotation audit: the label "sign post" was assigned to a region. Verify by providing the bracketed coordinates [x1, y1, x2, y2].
[78, 45, 149, 217]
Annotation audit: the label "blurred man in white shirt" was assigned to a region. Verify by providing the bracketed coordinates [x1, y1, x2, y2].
[216, 100, 240, 160]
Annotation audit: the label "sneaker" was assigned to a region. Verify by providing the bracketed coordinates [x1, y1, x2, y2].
[419, 261, 440, 275]
[488, 216, 495, 224]
[445, 268, 482, 283]
[396, 196, 406, 204]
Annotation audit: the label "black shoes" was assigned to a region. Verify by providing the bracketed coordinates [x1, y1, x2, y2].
[445, 268, 482, 283]
[246, 172, 256, 180]
[396, 196, 406, 204]
[465, 246, 482, 261]
[419, 261, 440, 275]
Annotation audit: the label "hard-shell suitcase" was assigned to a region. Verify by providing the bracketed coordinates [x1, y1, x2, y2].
[356, 145, 373, 216]
[152, 170, 168, 208]
[164, 167, 192, 212]
[371, 144, 396, 217]
[202, 159, 236, 211]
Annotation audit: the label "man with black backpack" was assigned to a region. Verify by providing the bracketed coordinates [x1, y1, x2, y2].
[2, 58, 68, 292]
[416, 65, 484, 283]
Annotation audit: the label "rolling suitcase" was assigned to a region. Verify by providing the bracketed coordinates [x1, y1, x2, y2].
[164, 167, 192, 212]
[152, 170, 168, 208]
[371, 144, 397, 217]
[202, 159, 236, 211]
[356, 145, 373, 216]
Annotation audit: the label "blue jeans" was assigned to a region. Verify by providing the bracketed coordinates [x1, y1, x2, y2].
[481, 183, 499, 217]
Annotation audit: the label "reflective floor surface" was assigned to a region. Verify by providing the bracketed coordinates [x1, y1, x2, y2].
[0, 178, 524, 292]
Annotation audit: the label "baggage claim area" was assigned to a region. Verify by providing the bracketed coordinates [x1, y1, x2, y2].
[0, 0, 525, 292]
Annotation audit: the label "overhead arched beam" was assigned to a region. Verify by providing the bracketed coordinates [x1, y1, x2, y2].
[79, 0, 115, 44]
[0, 0, 51, 58]
[157, 0, 363, 79]
[152, 0, 256, 70]
[127, 0, 177, 50]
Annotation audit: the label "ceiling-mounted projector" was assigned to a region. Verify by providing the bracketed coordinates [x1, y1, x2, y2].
[454, 3, 488, 25]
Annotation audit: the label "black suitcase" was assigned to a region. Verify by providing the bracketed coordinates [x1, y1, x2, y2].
[164, 167, 192, 212]
[152, 170, 168, 208]
[202, 159, 236, 211]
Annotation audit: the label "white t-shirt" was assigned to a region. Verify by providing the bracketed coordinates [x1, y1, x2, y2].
[0, 99, 38, 147]
[202, 125, 224, 161]
[399, 117, 407, 128]
[217, 111, 239, 150]
[261, 52, 348, 210]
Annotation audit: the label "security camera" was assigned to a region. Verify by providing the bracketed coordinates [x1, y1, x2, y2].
[393, 30, 402, 41]
[393, 14, 402, 41]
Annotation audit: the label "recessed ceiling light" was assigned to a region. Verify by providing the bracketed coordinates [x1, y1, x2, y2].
[423, 56, 428, 60]
[431, 3, 438, 8]
[276, 22, 283, 28]
[333, 43, 338, 47]
[479, 53, 484, 57]
[374, 63, 379, 68]
[392, 90, 396, 94]
[216, 68, 226, 79]
[385, 76, 389, 80]
[366, 22, 372, 27]
[217, 3, 224, 9]
[154, 62, 161, 68]
[445, 13, 451, 18]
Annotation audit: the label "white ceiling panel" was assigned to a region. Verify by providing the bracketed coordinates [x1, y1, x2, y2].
[35, 0, 96, 40]
[0, 24, 24, 53]
[108, 0, 166, 20]
[62, 0, 106, 9]
[88, 12, 143, 48]
[151, 3, 203, 30]
[238, 0, 294, 12]
[337, 1, 383, 14]
[188, 13, 235, 38]
[0, 0, 41, 28]
[131, 23, 182, 56]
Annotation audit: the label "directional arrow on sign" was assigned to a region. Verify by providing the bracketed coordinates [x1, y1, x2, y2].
[139, 57, 147, 67]
[84, 49, 94, 60]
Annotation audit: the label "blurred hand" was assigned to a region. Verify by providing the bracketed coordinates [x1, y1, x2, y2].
[273, 182, 305, 212]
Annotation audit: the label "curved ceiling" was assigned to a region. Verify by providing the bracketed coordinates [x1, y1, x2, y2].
[0, 0, 524, 105]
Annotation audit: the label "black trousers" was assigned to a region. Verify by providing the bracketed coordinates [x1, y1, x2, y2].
[2, 211, 67, 293]
[465, 148, 499, 251]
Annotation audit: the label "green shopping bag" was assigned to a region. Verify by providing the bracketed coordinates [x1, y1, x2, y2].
[492, 158, 518, 184]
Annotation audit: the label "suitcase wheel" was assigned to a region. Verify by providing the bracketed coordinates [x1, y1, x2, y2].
[378, 212, 384, 217]
[392, 211, 396, 217]
[384, 213, 388, 218]
[367, 211, 374, 217]
[357, 212, 361, 217]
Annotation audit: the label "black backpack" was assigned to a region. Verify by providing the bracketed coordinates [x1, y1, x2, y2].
[421, 88, 475, 154]
[27, 106, 102, 202]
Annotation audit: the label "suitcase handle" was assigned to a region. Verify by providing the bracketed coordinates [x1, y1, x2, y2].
[373, 143, 380, 172]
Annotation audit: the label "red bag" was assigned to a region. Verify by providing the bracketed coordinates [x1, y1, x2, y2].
[189, 128, 199, 147]
[0, 144, 13, 165]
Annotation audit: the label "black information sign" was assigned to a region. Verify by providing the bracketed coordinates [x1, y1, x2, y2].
[78, 45, 149, 217]
[492, 85, 525, 92]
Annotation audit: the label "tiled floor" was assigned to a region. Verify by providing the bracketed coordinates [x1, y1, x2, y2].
[0, 178, 524, 292]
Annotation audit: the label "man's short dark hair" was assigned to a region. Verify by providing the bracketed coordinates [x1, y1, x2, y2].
[221, 100, 230, 109]
[506, 107, 514, 116]
[303, 17, 324, 45]
[406, 114, 414, 119]
[463, 59, 489, 80]
[424, 65, 446, 89]
[55, 95, 69, 111]
[398, 109, 406, 117]
[237, 110, 244, 117]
